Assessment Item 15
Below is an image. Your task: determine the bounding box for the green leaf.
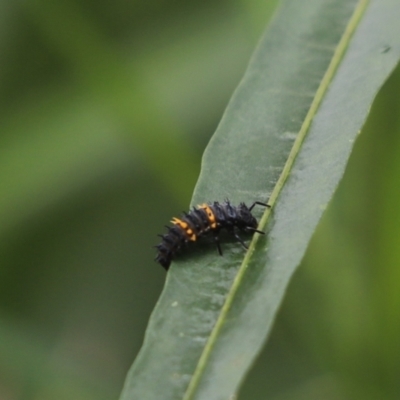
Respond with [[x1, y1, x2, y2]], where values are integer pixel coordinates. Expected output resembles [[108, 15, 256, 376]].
[[121, 0, 400, 399]]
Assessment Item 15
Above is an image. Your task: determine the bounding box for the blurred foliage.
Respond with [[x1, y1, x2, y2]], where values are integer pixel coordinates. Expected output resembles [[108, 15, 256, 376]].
[[0, 0, 399, 399]]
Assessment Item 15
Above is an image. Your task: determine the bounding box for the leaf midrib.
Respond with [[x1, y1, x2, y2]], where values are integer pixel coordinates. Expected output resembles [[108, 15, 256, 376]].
[[182, 0, 369, 398]]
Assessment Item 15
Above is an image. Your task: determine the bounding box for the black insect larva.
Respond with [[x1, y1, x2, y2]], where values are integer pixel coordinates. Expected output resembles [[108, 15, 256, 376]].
[[155, 200, 270, 270]]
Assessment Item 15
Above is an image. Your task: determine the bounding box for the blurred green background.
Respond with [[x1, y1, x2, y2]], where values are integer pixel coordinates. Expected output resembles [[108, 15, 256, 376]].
[[0, 1, 399, 399]]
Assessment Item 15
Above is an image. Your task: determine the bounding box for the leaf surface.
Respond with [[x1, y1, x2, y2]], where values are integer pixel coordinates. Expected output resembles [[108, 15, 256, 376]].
[[121, 1, 400, 399]]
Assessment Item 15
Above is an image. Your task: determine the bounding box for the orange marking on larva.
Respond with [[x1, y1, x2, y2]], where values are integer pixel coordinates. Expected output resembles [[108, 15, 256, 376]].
[[172, 217, 196, 240], [171, 217, 187, 229], [185, 227, 197, 241], [199, 204, 217, 229]]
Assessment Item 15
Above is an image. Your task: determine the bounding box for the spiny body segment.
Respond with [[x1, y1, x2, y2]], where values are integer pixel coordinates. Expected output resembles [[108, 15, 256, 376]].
[[155, 200, 269, 270]]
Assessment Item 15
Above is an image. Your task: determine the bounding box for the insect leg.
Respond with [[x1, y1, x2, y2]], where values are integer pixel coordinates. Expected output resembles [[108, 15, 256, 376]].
[[246, 227, 265, 235], [233, 230, 248, 250], [213, 232, 223, 256], [248, 201, 270, 211]]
